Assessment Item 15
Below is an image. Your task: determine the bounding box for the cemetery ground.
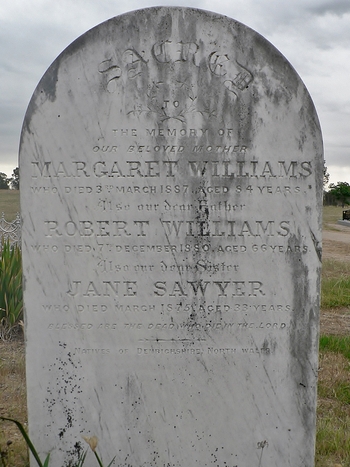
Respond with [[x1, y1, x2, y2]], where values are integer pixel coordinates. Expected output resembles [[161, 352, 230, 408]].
[[0, 192, 349, 466], [0, 190, 21, 222]]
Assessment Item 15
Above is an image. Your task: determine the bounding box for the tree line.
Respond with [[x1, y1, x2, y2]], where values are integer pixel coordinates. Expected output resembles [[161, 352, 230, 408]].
[[325, 181, 350, 207], [0, 168, 19, 190], [323, 162, 350, 206]]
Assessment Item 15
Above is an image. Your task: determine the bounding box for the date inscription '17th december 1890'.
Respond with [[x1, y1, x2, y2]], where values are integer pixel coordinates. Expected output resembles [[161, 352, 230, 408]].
[[20, 7, 323, 467]]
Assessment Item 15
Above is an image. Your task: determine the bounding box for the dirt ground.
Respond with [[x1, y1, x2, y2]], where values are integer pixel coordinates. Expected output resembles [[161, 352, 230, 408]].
[[321, 222, 350, 335], [323, 223, 350, 262]]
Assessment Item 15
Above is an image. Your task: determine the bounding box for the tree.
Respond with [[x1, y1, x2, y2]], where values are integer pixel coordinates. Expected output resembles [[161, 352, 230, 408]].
[[323, 162, 330, 187], [0, 172, 9, 189], [10, 167, 19, 190], [328, 182, 350, 207]]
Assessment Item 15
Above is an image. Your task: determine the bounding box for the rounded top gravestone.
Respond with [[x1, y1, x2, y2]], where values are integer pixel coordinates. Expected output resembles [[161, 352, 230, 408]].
[[20, 7, 323, 467]]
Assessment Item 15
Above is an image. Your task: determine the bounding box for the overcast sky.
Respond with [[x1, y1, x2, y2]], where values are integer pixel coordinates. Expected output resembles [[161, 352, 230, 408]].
[[1, 0, 349, 186]]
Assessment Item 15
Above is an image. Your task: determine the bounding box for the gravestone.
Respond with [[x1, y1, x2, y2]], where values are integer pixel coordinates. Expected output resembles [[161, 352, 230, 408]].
[[20, 7, 323, 467]]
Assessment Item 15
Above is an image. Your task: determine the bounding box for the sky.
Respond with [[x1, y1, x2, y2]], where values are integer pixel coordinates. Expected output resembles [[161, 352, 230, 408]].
[[1, 0, 349, 187]]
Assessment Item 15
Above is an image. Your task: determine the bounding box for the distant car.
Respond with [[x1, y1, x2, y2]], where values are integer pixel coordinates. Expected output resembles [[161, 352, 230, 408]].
[[343, 210, 350, 220]]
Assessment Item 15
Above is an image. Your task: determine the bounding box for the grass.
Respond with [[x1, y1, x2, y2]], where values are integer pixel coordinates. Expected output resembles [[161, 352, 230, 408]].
[[0, 340, 27, 466], [0, 190, 20, 222], [320, 335, 350, 360], [316, 348, 350, 466], [323, 205, 344, 227], [322, 259, 350, 308], [317, 206, 350, 465]]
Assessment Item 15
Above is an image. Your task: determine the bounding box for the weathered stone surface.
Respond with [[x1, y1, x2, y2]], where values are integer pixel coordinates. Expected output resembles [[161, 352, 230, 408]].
[[20, 7, 323, 467]]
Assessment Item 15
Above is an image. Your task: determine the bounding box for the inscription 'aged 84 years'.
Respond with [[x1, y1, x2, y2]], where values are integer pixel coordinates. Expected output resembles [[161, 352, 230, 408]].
[[20, 7, 323, 467]]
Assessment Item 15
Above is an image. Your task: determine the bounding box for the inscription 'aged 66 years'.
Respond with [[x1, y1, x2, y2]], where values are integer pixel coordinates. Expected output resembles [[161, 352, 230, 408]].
[[20, 7, 323, 467]]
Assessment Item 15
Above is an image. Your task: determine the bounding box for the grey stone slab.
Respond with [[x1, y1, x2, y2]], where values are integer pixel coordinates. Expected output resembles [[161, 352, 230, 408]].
[[20, 7, 323, 467], [337, 220, 350, 227]]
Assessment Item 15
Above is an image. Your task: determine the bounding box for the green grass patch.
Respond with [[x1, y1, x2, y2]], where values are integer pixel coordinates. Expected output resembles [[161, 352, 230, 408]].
[[0, 189, 20, 220], [334, 382, 350, 405], [321, 276, 350, 308], [319, 335, 350, 360], [318, 379, 350, 404], [316, 415, 350, 466], [321, 259, 350, 308]]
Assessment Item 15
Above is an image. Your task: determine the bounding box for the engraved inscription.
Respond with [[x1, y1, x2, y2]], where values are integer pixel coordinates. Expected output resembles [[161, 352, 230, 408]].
[[152, 40, 199, 63], [122, 49, 148, 79], [98, 58, 122, 93], [30, 159, 313, 179], [20, 9, 322, 467], [209, 53, 253, 96]]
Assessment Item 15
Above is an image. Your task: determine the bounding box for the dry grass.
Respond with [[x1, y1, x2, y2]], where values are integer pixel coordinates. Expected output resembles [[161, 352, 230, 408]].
[[322, 259, 350, 308], [317, 207, 350, 466], [0, 191, 20, 222], [316, 351, 350, 467], [323, 205, 344, 227], [0, 338, 28, 466]]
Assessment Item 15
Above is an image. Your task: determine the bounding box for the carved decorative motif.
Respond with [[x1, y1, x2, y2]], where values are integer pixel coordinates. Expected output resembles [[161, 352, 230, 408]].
[[98, 41, 253, 121], [0, 212, 21, 250]]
